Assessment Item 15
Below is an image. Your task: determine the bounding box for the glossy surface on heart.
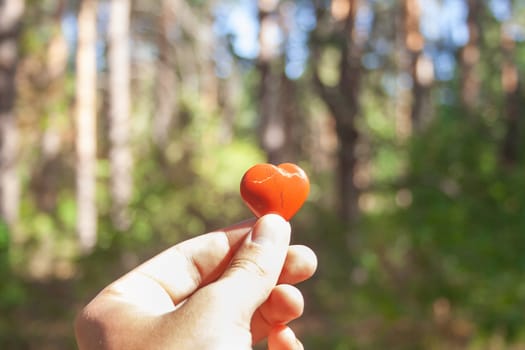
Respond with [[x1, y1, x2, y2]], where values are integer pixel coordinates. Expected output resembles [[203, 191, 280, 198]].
[[240, 163, 310, 220]]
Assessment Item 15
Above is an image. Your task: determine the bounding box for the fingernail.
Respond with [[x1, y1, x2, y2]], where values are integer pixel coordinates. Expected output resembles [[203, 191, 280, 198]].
[[251, 214, 290, 246]]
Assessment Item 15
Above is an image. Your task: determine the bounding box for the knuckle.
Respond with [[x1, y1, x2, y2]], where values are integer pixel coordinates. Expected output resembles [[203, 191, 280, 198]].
[[229, 256, 268, 278]]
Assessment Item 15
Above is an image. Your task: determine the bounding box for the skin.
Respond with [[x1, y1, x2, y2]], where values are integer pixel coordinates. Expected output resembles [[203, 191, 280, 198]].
[[75, 214, 318, 350]]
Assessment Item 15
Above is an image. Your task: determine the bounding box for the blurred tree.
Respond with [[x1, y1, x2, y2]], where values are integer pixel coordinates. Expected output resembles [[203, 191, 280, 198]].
[[257, 0, 287, 164], [394, 1, 412, 141], [312, 0, 365, 223], [76, 0, 98, 253], [108, 0, 132, 230], [403, 0, 433, 132], [499, 23, 521, 167], [175, 1, 216, 103], [2, 0, 525, 348], [27, 0, 69, 214], [460, 0, 481, 111], [276, 71, 300, 161], [153, 0, 178, 148], [0, 0, 24, 226]]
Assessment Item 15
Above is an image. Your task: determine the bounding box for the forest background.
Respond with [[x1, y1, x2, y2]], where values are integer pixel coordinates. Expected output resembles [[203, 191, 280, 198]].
[[1, 0, 525, 348]]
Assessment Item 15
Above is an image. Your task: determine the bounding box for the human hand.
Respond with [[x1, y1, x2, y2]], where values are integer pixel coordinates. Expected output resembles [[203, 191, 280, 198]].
[[75, 214, 317, 350]]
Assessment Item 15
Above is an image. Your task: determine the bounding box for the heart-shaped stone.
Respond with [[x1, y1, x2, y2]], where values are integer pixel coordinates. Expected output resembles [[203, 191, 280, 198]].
[[240, 163, 310, 221]]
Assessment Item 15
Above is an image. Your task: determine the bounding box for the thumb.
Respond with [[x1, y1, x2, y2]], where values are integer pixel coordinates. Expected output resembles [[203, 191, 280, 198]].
[[209, 214, 291, 323]]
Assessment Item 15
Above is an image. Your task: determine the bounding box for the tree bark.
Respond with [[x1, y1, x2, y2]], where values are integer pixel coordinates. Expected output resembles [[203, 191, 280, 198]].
[[395, 1, 412, 141], [460, 0, 481, 111], [152, 0, 178, 148], [403, 0, 433, 132], [0, 0, 24, 226], [217, 77, 233, 143], [277, 71, 299, 161], [500, 28, 521, 167], [313, 0, 363, 223], [257, 0, 287, 164], [75, 0, 98, 253], [108, 0, 132, 230]]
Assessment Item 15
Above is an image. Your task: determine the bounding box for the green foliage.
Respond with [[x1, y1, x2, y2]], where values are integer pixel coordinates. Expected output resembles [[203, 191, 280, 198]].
[[4, 0, 525, 348], [0, 221, 27, 346], [399, 112, 525, 338], [297, 95, 525, 348], [0, 223, 24, 309]]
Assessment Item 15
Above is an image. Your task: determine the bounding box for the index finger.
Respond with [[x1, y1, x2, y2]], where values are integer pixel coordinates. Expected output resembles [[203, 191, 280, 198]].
[[108, 218, 256, 306]]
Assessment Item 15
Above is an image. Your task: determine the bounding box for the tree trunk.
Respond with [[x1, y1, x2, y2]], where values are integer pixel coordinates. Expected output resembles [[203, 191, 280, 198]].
[[460, 0, 481, 111], [411, 54, 434, 129], [395, 1, 412, 141], [313, 0, 363, 223], [0, 0, 24, 226], [500, 28, 521, 167], [277, 71, 299, 161], [257, 0, 286, 164], [108, 0, 132, 231], [31, 0, 68, 213], [76, 0, 98, 253], [403, 0, 433, 132], [217, 74, 237, 144], [152, 0, 178, 148]]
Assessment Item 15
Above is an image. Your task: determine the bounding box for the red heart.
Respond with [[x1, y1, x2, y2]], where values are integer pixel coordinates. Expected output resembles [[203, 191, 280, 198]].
[[240, 163, 310, 221]]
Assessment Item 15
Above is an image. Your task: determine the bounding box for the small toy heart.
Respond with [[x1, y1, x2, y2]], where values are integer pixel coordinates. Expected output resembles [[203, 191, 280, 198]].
[[240, 163, 310, 221]]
